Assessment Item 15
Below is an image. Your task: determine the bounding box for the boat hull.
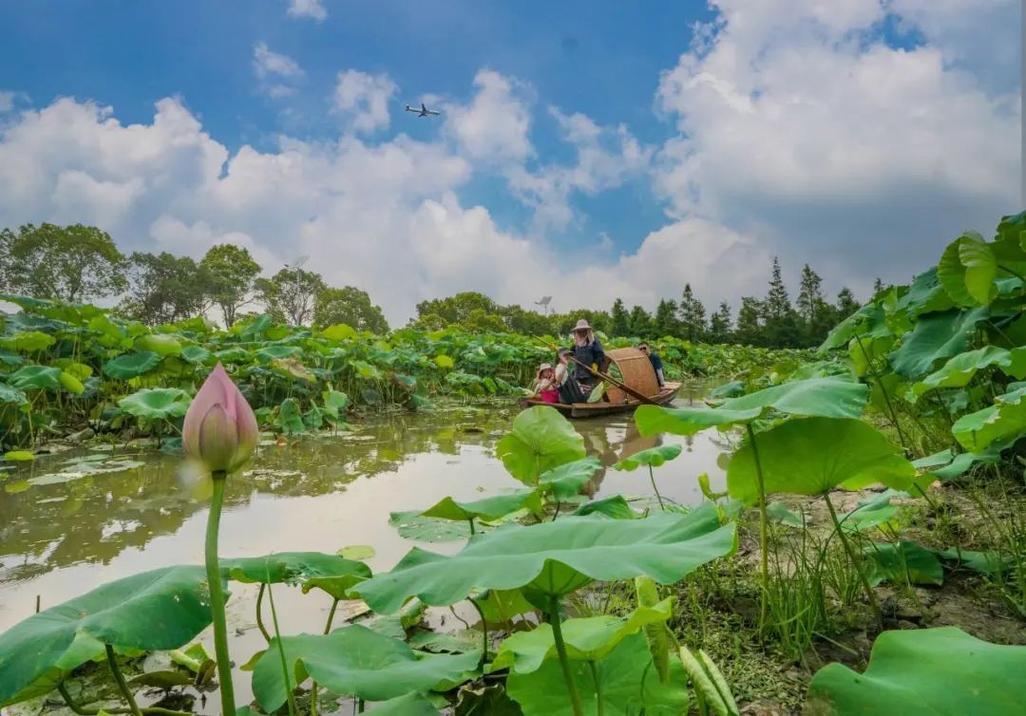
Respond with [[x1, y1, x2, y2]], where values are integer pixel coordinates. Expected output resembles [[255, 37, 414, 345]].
[[520, 381, 681, 419]]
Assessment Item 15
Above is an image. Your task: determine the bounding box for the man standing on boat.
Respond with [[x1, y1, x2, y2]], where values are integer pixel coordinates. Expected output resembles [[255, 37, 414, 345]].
[[570, 319, 605, 392]]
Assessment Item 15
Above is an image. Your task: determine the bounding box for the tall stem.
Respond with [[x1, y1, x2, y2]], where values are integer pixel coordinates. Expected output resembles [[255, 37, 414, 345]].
[[311, 598, 341, 716], [205, 471, 235, 715], [648, 465, 665, 510], [854, 335, 909, 449], [266, 581, 297, 716], [824, 493, 882, 625], [588, 661, 604, 716], [548, 598, 584, 716], [746, 424, 770, 631], [105, 644, 142, 716], [255, 584, 271, 642]]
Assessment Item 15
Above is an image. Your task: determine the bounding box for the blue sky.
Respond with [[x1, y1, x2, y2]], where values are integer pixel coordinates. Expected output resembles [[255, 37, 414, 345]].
[[0, 0, 1019, 322]]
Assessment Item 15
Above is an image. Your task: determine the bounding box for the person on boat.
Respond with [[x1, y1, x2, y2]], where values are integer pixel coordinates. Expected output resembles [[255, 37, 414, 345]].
[[531, 363, 560, 404], [555, 348, 587, 404], [638, 343, 665, 387], [569, 319, 605, 391]]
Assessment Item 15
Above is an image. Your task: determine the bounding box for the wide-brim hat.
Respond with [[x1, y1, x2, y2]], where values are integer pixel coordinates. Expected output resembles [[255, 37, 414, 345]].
[[537, 362, 554, 377], [572, 319, 591, 332]]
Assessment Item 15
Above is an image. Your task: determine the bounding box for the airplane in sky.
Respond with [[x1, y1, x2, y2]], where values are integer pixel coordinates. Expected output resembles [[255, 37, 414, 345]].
[[404, 102, 441, 117]]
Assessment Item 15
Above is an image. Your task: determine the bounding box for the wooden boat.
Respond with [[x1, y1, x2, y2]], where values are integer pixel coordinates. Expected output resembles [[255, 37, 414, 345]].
[[521, 347, 681, 418]]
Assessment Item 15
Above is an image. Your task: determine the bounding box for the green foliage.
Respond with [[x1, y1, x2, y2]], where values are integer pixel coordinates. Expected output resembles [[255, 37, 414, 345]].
[[200, 244, 262, 327], [314, 285, 389, 333], [222, 551, 372, 599], [496, 406, 586, 485], [117, 388, 190, 421], [613, 444, 682, 471], [255, 266, 326, 326]]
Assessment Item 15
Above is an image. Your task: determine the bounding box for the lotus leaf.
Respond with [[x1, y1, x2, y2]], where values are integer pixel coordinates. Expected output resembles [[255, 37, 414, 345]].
[[951, 386, 1026, 451], [863, 541, 943, 586], [320, 323, 357, 341], [572, 495, 638, 519], [490, 598, 673, 673], [908, 346, 1026, 400], [257, 345, 302, 361], [889, 308, 989, 378], [249, 625, 480, 712], [135, 334, 183, 357], [497, 406, 587, 484], [118, 388, 190, 420], [537, 457, 602, 500], [321, 390, 349, 421], [0, 385, 28, 405], [8, 365, 61, 391], [222, 552, 371, 599], [0, 566, 217, 706], [0, 331, 55, 353], [278, 397, 306, 435], [388, 511, 478, 542], [807, 627, 1026, 715], [419, 489, 542, 523], [356, 506, 736, 613], [103, 351, 162, 379], [180, 345, 211, 364], [727, 418, 915, 503], [936, 548, 1009, 575], [613, 444, 682, 471], [937, 232, 998, 306], [506, 633, 688, 716], [636, 378, 868, 437], [435, 355, 455, 369]]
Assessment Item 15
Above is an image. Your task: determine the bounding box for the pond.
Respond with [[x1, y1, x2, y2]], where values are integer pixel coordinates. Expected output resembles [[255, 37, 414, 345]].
[[0, 393, 730, 709]]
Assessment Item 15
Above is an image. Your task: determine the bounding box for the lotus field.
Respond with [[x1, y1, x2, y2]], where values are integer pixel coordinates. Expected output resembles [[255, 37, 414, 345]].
[[4, 215, 1026, 714]]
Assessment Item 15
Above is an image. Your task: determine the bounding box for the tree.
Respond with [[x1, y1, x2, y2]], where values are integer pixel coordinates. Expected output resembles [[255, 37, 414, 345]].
[[735, 297, 762, 346], [313, 286, 389, 333], [628, 305, 652, 337], [501, 305, 553, 335], [415, 292, 498, 325], [836, 287, 860, 319], [554, 310, 611, 336], [463, 308, 508, 333], [653, 299, 680, 337], [610, 298, 630, 337], [0, 223, 127, 302], [708, 302, 733, 343], [873, 277, 885, 295], [761, 257, 801, 347], [678, 284, 706, 342], [200, 244, 262, 327], [256, 266, 325, 326], [796, 264, 835, 346], [119, 252, 211, 325]]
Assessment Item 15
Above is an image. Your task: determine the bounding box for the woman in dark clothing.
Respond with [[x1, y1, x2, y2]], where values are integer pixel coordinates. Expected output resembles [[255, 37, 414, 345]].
[[570, 319, 605, 391], [556, 348, 587, 404]]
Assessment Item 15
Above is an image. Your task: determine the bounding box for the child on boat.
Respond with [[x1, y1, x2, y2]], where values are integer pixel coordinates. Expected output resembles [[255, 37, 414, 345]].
[[532, 363, 560, 404]]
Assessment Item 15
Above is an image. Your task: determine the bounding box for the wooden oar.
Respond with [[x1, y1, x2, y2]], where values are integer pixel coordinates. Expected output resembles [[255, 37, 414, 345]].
[[563, 353, 658, 406]]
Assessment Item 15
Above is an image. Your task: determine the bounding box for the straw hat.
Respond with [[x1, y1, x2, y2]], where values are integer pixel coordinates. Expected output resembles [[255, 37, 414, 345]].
[[537, 362, 554, 375], [572, 319, 591, 332]]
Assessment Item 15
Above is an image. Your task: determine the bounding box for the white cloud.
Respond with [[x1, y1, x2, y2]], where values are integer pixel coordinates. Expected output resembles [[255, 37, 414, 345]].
[[286, 0, 326, 21], [653, 0, 1020, 297], [444, 69, 533, 163], [253, 43, 304, 80], [332, 70, 397, 134], [0, 92, 14, 113]]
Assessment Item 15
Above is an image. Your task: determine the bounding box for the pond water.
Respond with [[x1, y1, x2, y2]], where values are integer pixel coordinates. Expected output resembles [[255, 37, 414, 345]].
[[0, 392, 731, 709]]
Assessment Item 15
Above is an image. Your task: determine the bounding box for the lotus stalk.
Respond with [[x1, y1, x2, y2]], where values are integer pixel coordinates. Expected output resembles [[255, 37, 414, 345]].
[[548, 597, 585, 716], [745, 424, 770, 632], [183, 363, 259, 716]]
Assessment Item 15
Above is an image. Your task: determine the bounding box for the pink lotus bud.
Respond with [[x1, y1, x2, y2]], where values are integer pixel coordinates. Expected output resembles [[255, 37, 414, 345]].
[[183, 363, 259, 474]]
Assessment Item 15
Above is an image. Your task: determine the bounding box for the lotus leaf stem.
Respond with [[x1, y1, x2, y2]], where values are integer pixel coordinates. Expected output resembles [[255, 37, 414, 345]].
[[57, 682, 192, 716], [205, 470, 236, 715], [824, 493, 882, 625], [310, 597, 341, 716], [548, 597, 584, 716], [255, 583, 271, 642], [648, 465, 665, 510], [745, 424, 770, 632], [468, 597, 489, 669], [588, 661, 604, 716], [265, 579, 298, 716], [105, 644, 142, 716]]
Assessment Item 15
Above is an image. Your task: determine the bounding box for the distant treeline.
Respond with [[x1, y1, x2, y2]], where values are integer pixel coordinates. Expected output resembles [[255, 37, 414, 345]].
[[0, 223, 867, 348]]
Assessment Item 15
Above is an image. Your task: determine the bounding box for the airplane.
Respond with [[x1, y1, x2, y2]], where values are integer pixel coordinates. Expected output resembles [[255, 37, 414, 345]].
[[404, 102, 440, 117]]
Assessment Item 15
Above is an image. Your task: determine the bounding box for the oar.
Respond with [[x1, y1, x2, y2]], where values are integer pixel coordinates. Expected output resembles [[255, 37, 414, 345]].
[[563, 353, 658, 406]]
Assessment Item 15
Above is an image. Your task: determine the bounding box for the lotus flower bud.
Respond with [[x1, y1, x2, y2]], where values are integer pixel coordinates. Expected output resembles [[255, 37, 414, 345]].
[[183, 363, 258, 474]]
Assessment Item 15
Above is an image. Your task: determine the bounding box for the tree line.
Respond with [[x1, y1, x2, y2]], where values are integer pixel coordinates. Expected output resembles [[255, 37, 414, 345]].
[[0, 223, 864, 347], [0, 223, 388, 332]]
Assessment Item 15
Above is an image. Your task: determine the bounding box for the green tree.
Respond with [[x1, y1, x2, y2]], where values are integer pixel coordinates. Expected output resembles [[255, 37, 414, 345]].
[[761, 257, 801, 347], [796, 264, 835, 346], [873, 277, 885, 295], [554, 310, 611, 336], [610, 298, 630, 337], [835, 287, 860, 319], [735, 296, 762, 346], [708, 302, 732, 343], [628, 305, 652, 337], [653, 299, 680, 337], [501, 305, 553, 335], [119, 252, 212, 325], [255, 266, 325, 326], [313, 286, 389, 333], [678, 284, 706, 341], [463, 308, 508, 332], [200, 244, 262, 327], [415, 292, 498, 325], [0, 223, 127, 302]]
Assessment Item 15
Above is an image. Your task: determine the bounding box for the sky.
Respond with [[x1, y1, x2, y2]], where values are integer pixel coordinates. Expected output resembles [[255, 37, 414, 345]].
[[0, 0, 1020, 324]]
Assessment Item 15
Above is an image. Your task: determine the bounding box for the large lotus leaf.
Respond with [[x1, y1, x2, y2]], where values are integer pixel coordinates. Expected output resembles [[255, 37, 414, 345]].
[[863, 541, 943, 587], [180, 345, 211, 364], [497, 406, 586, 485], [908, 345, 1026, 400], [572, 495, 638, 519], [222, 552, 371, 600], [366, 693, 439, 715], [636, 378, 868, 437], [506, 633, 688, 716], [356, 506, 736, 613], [819, 302, 888, 352], [250, 625, 480, 712], [537, 457, 602, 500], [0, 331, 56, 353], [321, 323, 357, 341], [807, 627, 1026, 715], [0, 566, 216, 706], [951, 386, 1026, 451], [937, 232, 998, 306], [840, 493, 899, 533], [321, 389, 349, 420], [727, 418, 915, 503], [388, 511, 478, 543], [214, 347, 250, 365], [103, 351, 162, 379], [490, 598, 673, 674], [0, 384, 28, 406], [8, 365, 61, 391], [134, 334, 183, 357], [420, 489, 542, 523], [894, 268, 954, 318], [613, 444, 682, 471], [118, 388, 190, 420], [889, 308, 988, 379]]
